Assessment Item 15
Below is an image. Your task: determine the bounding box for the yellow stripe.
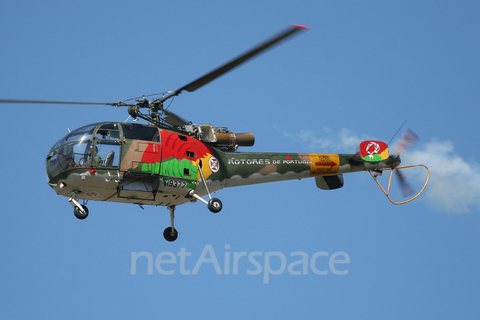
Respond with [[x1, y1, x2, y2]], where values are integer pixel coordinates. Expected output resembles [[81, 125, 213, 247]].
[[308, 153, 340, 177]]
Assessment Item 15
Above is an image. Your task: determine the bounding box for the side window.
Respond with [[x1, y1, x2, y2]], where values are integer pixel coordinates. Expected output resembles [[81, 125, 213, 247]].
[[95, 142, 121, 167], [121, 124, 160, 142]]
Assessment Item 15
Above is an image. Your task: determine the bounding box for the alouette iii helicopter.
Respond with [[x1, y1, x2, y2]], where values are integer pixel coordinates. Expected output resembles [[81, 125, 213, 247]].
[[1, 24, 429, 241]]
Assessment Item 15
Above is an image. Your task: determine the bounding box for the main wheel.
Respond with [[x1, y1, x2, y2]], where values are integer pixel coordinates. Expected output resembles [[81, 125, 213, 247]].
[[163, 227, 178, 242], [208, 198, 222, 213], [74, 205, 89, 220]]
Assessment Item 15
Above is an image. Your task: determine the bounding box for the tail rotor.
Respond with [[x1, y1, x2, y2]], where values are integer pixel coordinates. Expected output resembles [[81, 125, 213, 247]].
[[393, 129, 419, 198], [367, 129, 430, 205], [395, 168, 415, 198]]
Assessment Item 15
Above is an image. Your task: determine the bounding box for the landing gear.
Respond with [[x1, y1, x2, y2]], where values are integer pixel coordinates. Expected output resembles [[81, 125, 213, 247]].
[[187, 190, 223, 213], [163, 227, 178, 242], [208, 198, 222, 213], [69, 192, 89, 220], [162, 194, 223, 241], [193, 161, 223, 213], [163, 205, 178, 242], [74, 205, 89, 219]]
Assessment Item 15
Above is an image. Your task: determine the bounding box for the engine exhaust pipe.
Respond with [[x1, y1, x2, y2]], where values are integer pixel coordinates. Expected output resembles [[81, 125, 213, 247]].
[[215, 131, 255, 147]]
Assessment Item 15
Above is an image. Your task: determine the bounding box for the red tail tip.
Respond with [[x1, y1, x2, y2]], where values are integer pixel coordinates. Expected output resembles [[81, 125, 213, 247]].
[[292, 24, 310, 30]]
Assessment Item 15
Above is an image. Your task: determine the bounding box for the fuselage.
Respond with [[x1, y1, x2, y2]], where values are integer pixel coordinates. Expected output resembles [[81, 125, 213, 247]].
[[46, 122, 399, 207]]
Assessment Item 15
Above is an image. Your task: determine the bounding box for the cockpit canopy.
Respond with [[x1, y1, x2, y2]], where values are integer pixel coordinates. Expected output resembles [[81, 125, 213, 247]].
[[46, 122, 159, 178]]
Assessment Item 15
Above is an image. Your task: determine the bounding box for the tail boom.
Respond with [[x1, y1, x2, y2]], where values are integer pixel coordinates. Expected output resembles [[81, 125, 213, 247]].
[[222, 151, 397, 188]]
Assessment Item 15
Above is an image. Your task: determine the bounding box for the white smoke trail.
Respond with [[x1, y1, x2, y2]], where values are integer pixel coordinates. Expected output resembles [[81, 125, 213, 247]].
[[404, 140, 480, 213]]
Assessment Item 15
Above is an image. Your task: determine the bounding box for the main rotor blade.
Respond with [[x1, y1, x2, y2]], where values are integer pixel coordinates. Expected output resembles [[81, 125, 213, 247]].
[[0, 99, 131, 107], [163, 109, 188, 126], [175, 24, 309, 94]]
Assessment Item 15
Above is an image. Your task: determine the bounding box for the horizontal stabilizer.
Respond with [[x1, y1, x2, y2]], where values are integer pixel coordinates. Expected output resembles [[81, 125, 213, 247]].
[[315, 174, 344, 190]]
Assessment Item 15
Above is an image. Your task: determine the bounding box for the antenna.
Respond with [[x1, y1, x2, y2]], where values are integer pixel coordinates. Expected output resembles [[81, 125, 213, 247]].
[[388, 120, 407, 146]]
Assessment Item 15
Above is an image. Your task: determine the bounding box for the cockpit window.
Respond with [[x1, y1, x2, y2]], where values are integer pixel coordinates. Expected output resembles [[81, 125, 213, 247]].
[[50, 140, 91, 173], [47, 122, 162, 179], [96, 123, 120, 141], [63, 123, 99, 144], [46, 123, 124, 178], [50, 137, 64, 152], [49, 123, 100, 152], [121, 124, 160, 142]]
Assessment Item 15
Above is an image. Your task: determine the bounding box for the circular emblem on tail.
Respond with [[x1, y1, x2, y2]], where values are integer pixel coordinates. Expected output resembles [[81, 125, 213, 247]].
[[365, 142, 380, 159], [360, 141, 389, 162]]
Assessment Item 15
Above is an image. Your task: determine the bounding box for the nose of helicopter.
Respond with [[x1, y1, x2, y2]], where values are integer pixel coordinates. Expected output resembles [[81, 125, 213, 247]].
[[45, 149, 56, 182], [45, 161, 50, 182]]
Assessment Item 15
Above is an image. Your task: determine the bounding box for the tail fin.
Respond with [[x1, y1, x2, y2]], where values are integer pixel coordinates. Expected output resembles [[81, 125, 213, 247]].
[[358, 141, 389, 162]]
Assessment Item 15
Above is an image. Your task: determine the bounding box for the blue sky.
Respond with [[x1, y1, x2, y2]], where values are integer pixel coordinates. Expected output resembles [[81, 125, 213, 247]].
[[1, 1, 479, 319]]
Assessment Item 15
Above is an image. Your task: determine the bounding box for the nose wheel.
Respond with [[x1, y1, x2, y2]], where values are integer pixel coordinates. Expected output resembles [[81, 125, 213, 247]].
[[74, 205, 89, 219], [69, 192, 89, 219]]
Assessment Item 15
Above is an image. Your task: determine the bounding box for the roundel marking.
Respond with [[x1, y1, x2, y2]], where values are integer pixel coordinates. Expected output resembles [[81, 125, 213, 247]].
[[209, 157, 220, 173]]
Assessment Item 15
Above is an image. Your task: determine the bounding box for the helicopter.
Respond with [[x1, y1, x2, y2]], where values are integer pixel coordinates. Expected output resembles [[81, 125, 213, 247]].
[[0, 24, 429, 242]]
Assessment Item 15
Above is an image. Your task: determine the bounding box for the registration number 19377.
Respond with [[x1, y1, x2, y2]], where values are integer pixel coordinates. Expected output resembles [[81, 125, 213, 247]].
[[164, 179, 187, 189]]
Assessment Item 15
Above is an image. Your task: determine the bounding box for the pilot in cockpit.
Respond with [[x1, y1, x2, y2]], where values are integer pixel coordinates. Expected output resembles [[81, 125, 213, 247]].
[[85, 145, 103, 166]]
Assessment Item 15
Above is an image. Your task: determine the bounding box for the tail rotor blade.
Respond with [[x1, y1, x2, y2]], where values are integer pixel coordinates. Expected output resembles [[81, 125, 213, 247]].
[[395, 169, 414, 198], [395, 129, 419, 154]]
